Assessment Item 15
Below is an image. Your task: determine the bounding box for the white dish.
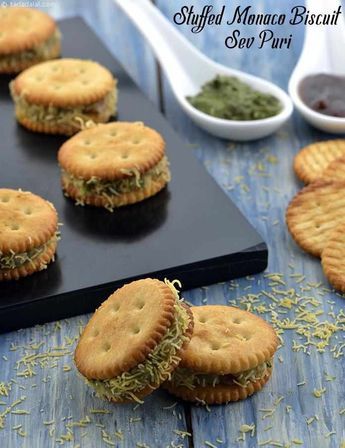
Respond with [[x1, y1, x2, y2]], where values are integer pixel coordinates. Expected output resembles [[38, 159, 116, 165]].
[[289, 0, 345, 134], [114, 0, 293, 141]]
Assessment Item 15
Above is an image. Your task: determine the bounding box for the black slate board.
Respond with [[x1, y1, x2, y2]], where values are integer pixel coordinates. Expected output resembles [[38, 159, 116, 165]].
[[0, 18, 267, 333]]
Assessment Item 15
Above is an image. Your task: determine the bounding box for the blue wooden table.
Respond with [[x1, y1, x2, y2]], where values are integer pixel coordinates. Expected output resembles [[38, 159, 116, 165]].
[[1, 1, 344, 447]]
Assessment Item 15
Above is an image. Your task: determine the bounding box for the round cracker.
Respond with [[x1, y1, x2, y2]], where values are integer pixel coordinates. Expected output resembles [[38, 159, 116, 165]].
[[12, 58, 115, 107], [0, 7, 57, 55], [15, 115, 79, 136], [58, 122, 165, 180], [75, 278, 185, 380], [321, 221, 345, 293], [321, 155, 345, 181], [0, 238, 57, 281], [108, 304, 194, 403], [294, 139, 345, 184], [0, 189, 58, 254], [15, 108, 114, 136], [177, 306, 278, 375], [286, 180, 345, 257], [164, 371, 272, 404]]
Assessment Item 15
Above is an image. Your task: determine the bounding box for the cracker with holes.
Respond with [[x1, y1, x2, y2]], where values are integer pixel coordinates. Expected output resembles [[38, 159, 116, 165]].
[[0, 189, 59, 281], [74, 278, 194, 403], [286, 180, 345, 257], [10, 58, 117, 135], [321, 155, 345, 181], [321, 221, 345, 293], [58, 121, 171, 211], [0, 7, 60, 74], [164, 305, 278, 404], [294, 139, 345, 184]]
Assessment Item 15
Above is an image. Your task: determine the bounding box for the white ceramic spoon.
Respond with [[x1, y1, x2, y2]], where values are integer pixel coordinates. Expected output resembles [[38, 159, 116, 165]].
[[113, 0, 293, 141], [289, 0, 345, 133]]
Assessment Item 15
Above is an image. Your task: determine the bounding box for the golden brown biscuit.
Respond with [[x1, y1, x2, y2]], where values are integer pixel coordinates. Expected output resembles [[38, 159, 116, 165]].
[[0, 188, 59, 281], [58, 122, 171, 211], [74, 278, 193, 403], [10, 58, 117, 135], [321, 155, 345, 181], [0, 239, 57, 282], [321, 221, 345, 292], [0, 7, 60, 74], [286, 180, 345, 257], [164, 306, 278, 404], [294, 140, 345, 184], [164, 372, 271, 405]]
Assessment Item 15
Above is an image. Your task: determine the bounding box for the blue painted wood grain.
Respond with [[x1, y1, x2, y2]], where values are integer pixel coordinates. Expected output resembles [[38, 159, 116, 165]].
[[1, 0, 344, 447]]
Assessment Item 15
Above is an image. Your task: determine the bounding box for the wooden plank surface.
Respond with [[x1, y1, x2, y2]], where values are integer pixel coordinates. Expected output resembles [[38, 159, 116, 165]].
[[1, 0, 345, 447]]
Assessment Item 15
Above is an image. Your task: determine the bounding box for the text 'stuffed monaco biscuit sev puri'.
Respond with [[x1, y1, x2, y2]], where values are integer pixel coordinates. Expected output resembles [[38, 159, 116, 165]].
[[0, 189, 59, 281], [74, 279, 194, 403], [321, 221, 345, 293], [286, 180, 345, 257], [293, 139, 345, 184], [164, 305, 278, 404], [58, 121, 171, 211], [0, 7, 61, 74], [10, 58, 117, 135]]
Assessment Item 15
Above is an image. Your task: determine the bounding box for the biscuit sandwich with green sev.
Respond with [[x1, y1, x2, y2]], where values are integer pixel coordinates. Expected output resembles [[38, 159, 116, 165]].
[[0, 188, 59, 281], [0, 7, 61, 74], [58, 121, 171, 211], [10, 58, 117, 135], [74, 278, 194, 403], [164, 305, 278, 404]]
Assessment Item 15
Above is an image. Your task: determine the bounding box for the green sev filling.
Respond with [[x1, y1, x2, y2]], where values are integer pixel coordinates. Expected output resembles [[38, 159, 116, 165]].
[[10, 84, 116, 128], [88, 281, 190, 403], [0, 30, 60, 65], [62, 156, 170, 204], [0, 233, 59, 270], [62, 156, 170, 211], [170, 360, 273, 390]]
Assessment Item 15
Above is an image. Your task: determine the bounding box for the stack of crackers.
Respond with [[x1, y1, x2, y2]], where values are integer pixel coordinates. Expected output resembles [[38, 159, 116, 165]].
[[287, 139, 345, 292]]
